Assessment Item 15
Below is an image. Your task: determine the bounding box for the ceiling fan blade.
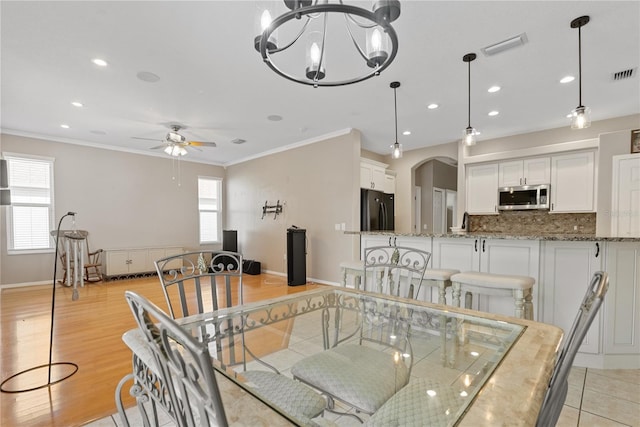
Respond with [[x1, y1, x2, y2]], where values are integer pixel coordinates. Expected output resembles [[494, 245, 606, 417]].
[[187, 141, 217, 147], [132, 136, 162, 142], [150, 145, 167, 150]]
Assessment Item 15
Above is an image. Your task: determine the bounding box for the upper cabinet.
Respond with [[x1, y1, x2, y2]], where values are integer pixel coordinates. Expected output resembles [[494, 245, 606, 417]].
[[360, 158, 388, 191], [550, 151, 595, 213], [499, 157, 550, 187], [384, 171, 396, 194], [466, 163, 499, 214]]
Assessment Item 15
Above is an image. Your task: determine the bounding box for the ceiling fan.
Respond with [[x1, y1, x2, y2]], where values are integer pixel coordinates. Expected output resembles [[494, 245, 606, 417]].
[[133, 125, 217, 157]]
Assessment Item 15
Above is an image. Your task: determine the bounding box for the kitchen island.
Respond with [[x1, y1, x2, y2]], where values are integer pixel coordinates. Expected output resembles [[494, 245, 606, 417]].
[[347, 231, 640, 369]]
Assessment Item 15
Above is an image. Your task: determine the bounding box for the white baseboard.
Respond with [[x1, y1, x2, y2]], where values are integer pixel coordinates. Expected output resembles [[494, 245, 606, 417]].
[[261, 270, 339, 287], [1, 280, 52, 289]]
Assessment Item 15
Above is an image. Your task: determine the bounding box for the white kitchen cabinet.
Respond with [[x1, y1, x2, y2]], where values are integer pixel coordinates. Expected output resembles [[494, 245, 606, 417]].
[[431, 237, 540, 318], [604, 242, 640, 358], [499, 157, 550, 187], [106, 246, 183, 277], [611, 154, 640, 237], [360, 159, 387, 190], [550, 151, 595, 212], [466, 163, 499, 214], [540, 240, 604, 355]]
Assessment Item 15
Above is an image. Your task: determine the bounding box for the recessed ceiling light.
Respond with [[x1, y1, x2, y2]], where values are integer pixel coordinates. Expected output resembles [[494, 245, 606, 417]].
[[427, 103, 439, 109], [488, 111, 499, 116], [137, 71, 160, 83], [60, 124, 70, 129], [560, 75, 575, 83], [71, 101, 83, 107], [92, 58, 108, 67], [488, 86, 501, 93], [267, 115, 283, 121], [402, 130, 411, 135]]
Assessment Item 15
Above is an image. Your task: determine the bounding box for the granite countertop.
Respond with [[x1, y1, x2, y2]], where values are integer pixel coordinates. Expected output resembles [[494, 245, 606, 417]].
[[346, 230, 640, 242]]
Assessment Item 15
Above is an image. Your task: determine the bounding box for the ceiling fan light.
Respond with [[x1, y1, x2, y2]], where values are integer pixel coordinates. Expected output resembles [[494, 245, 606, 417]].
[[164, 145, 187, 157], [167, 131, 185, 143], [570, 105, 591, 129]]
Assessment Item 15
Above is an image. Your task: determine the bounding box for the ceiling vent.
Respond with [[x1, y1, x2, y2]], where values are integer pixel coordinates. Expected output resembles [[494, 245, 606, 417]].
[[612, 68, 636, 81], [481, 33, 528, 56], [231, 138, 246, 144]]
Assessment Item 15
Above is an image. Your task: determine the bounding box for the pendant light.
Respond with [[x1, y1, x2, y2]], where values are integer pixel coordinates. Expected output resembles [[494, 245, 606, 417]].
[[569, 15, 591, 129], [390, 81, 402, 159], [462, 53, 478, 146]]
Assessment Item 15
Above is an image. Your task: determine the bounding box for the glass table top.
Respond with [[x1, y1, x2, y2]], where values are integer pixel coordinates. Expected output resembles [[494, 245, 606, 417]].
[[177, 288, 525, 426]]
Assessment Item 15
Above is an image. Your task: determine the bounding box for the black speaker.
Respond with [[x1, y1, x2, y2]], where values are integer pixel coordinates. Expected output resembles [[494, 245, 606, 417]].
[[219, 230, 238, 270], [287, 227, 306, 286], [242, 260, 261, 275]]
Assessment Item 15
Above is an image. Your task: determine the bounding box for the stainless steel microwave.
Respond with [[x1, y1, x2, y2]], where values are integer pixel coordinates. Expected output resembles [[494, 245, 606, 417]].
[[498, 184, 550, 210]]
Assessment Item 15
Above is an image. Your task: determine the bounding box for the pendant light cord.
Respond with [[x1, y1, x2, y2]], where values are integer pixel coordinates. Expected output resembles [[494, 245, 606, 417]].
[[394, 86, 398, 143], [578, 25, 582, 107], [467, 60, 471, 128]]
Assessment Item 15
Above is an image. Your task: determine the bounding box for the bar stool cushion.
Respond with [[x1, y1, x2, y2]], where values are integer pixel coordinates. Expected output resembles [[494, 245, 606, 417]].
[[339, 260, 364, 270], [423, 269, 460, 281], [451, 272, 534, 290]]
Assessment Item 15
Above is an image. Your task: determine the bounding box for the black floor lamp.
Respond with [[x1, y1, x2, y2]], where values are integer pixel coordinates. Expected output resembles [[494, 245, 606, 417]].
[[1, 212, 79, 393]]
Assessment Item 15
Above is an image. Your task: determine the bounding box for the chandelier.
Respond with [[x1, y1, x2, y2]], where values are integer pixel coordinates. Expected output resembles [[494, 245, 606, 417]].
[[254, 1, 401, 87]]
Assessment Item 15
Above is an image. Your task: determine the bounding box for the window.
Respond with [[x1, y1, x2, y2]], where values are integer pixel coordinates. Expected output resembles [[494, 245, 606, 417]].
[[4, 153, 55, 253], [198, 177, 221, 244]]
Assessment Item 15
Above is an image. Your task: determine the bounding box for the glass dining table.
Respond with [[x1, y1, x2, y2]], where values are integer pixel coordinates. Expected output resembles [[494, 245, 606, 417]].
[[169, 287, 563, 426]]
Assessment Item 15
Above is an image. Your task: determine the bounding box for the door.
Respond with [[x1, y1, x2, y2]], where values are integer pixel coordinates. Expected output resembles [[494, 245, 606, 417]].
[[432, 188, 445, 233], [611, 154, 640, 237]]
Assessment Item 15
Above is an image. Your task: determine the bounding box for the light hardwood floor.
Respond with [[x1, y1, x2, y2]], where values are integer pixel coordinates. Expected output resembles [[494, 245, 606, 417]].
[[0, 274, 321, 427]]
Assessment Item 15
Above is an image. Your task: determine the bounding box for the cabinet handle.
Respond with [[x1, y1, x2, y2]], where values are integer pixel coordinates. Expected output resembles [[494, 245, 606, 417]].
[[519, 178, 522, 185], [393, 237, 397, 246], [524, 177, 527, 185], [551, 203, 554, 211], [474, 239, 478, 252], [482, 240, 486, 252], [388, 237, 392, 246], [595, 242, 600, 258]]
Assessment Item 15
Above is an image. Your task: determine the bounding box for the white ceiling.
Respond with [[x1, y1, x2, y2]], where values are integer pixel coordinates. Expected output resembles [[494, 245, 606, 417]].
[[1, 1, 638, 166]]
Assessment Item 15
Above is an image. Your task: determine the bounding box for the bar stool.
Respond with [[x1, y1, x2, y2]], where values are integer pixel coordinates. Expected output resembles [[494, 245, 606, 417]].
[[450, 271, 535, 319], [340, 260, 364, 289]]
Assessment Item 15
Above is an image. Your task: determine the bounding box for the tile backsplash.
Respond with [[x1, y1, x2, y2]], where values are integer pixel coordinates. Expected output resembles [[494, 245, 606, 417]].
[[469, 211, 596, 234]]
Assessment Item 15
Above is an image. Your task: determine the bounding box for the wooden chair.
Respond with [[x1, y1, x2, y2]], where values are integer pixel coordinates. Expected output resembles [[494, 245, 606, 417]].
[[535, 271, 609, 427], [51, 229, 103, 284]]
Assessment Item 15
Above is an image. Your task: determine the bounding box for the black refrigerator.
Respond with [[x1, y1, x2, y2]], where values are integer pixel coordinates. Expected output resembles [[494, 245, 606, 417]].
[[361, 189, 394, 231]]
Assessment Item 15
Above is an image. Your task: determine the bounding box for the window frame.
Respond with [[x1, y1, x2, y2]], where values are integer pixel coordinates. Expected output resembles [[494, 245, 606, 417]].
[[198, 176, 222, 245], [4, 152, 56, 255]]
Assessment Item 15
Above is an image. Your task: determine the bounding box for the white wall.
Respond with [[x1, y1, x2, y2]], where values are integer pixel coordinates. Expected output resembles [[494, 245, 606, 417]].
[[225, 130, 361, 284], [0, 134, 224, 285]]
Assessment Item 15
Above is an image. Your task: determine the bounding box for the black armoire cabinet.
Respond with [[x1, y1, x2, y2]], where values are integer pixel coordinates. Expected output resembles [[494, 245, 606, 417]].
[[287, 227, 306, 286]]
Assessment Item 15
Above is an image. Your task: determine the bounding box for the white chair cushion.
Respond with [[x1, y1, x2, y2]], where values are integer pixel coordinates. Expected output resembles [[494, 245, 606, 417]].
[[291, 344, 410, 414], [122, 329, 161, 375], [451, 271, 535, 290], [340, 260, 364, 271], [423, 269, 460, 281], [242, 370, 326, 420], [365, 379, 465, 426]]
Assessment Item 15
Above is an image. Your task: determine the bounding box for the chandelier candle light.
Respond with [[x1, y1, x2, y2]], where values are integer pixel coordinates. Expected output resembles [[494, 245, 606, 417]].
[[462, 53, 478, 146], [390, 81, 402, 159], [569, 15, 591, 129], [255, 1, 401, 87]]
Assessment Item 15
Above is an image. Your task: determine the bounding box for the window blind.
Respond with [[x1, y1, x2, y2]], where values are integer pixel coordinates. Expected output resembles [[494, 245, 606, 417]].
[[198, 177, 221, 244]]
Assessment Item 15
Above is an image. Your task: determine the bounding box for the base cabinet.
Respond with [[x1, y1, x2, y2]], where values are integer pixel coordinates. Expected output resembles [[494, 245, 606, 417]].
[[604, 243, 640, 356], [541, 241, 604, 354], [106, 247, 183, 277]]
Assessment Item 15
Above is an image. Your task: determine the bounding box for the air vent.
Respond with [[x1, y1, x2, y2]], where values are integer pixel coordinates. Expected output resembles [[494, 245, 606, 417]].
[[481, 33, 528, 56], [231, 138, 246, 144], [612, 68, 636, 81]]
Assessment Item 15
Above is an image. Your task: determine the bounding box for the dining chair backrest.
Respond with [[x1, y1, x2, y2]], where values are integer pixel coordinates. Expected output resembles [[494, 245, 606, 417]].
[[155, 251, 243, 319], [363, 245, 431, 299], [535, 271, 609, 427], [124, 290, 229, 427]]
